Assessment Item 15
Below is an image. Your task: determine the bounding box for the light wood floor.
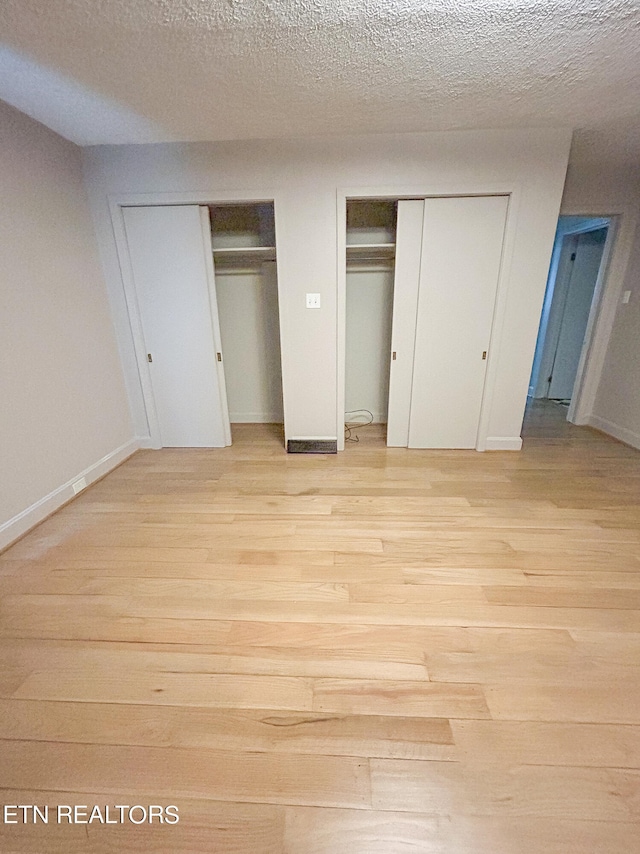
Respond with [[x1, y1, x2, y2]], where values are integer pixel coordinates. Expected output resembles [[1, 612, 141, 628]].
[[1, 400, 639, 852]]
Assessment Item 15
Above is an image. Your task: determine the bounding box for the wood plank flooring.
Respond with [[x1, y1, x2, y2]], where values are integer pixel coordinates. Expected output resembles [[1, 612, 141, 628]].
[[1, 400, 639, 852]]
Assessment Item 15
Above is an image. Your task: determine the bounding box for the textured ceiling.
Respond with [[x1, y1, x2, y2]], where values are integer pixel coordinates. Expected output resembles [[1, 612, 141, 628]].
[[0, 0, 639, 162]]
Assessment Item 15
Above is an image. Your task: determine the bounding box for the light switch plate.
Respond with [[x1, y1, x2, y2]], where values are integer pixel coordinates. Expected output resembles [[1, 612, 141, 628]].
[[622, 290, 631, 304], [306, 293, 321, 309]]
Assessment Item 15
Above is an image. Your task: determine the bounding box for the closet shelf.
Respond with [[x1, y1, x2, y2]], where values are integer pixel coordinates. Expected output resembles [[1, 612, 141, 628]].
[[213, 246, 276, 261], [346, 243, 395, 261]]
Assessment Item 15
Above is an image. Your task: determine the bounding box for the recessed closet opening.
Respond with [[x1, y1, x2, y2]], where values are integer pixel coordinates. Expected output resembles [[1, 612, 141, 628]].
[[120, 200, 284, 450], [340, 193, 511, 451], [209, 203, 284, 443], [344, 199, 397, 445]]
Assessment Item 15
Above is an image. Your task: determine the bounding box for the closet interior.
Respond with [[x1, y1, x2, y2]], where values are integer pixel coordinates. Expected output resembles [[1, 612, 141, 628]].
[[209, 203, 284, 432], [344, 199, 397, 441]]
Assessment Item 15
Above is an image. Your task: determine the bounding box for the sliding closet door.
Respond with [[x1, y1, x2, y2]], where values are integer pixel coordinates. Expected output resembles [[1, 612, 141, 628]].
[[408, 195, 508, 449], [122, 205, 227, 447], [387, 200, 424, 447]]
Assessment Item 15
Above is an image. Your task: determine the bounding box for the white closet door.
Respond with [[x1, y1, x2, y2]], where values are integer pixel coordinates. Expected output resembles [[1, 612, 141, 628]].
[[123, 205, 227, 447], [386, 200, 425, 447], [408, 195, 508, 449], [200, 207, 232, 446]]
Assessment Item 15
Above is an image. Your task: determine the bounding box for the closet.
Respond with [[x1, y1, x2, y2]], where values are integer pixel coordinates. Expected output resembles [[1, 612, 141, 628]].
[[344, 200, 397, 429], [121, 202, 283, 448], [345, 195, 509, 450], [210, 204, 284, 428]]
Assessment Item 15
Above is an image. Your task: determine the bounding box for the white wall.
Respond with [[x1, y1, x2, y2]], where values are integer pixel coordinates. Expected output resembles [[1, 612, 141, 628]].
[[345, 263, 394, 423], [560, 160, 640, 445], [215, 262, 284, 423], [83, 128, 572, 446], [0, 101, 134, 550]]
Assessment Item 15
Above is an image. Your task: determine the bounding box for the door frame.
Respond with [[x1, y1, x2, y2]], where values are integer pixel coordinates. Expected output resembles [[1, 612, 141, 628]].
[[534, 221, 611, 405], [566, 220, 615, 423], [336, 182, 521, 451], [109, 190, 284, 449], [553, 203, 638, 426]]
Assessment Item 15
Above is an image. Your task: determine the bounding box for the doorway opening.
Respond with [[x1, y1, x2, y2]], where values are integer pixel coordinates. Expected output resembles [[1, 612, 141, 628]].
[[529, 215, 614, 421], [344, 200, 397, 446], [209, 203, 284, 444]]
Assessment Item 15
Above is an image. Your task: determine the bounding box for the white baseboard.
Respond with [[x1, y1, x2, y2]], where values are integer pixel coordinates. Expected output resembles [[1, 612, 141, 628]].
[[290, 436, 338, 441], [587, 415, 640, 450], [484, 436, 523, 451], [229, 413, 283, 423], [345, 413, 386, 425], [0, 439, 140, 552]]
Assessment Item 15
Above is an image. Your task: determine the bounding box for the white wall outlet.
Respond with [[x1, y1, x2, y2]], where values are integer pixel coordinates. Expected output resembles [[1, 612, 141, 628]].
[[622, 290, 632, 304], [306, 293, 321, 309], [72, 477, 87, 495]]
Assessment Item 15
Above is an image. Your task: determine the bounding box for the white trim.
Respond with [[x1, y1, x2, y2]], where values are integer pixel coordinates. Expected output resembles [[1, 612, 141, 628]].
[[337, 183, 522, 453], [345, 413, 387, 425], [565, 222, 614, 421], [0, 440, 139, 552], [336, 191, 347, 451], [110, 190, 280, 207], [587, 415, 640, 451], [485, 436, 523, 451], [562, 217, 610, 236], [338, 182, 521, 200], [229, 413, 284, 423], [290, 436, 338, 441]]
